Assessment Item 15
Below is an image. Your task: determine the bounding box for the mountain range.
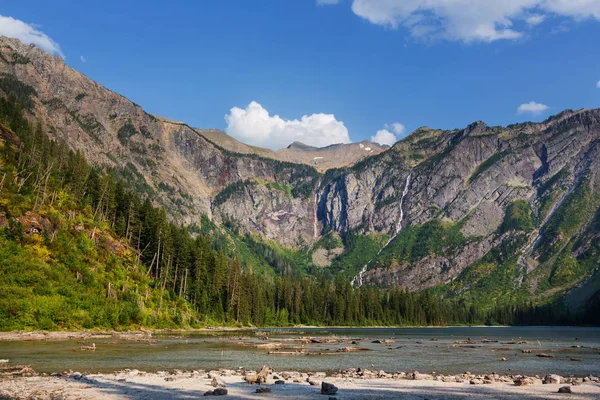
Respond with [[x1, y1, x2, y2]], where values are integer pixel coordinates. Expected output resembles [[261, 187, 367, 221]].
[[1, 36, 599, 315]]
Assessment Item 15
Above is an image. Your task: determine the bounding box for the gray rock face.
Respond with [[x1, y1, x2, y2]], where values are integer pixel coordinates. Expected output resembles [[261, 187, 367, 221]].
[[2, 37, 599, 298]]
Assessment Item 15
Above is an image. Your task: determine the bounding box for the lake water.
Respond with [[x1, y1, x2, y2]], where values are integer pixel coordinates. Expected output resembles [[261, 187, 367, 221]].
[[1, 327, 599, 377]]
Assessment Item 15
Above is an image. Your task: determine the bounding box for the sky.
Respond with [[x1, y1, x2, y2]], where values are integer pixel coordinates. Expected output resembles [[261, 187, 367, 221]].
[[1, 1, 600, 149]]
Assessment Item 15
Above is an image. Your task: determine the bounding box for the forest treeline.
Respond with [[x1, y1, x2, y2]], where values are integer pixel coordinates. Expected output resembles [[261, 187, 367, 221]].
[[0, 94, 598, 330]]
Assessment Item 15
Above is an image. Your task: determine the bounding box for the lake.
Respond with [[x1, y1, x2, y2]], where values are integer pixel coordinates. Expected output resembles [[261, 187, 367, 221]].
[[1, 327, 598, 377]]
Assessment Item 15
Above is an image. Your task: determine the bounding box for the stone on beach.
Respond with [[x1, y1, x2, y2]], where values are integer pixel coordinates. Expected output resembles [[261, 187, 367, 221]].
[[514, 377, 542, 386], [211, 376, 226, 387], [321, 382, 338, 395], [543, 374, 563, 384], [558, 386, 572, 393]]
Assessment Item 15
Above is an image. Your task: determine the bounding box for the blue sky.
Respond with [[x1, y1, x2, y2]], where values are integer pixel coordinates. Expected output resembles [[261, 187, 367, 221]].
[[1, 0, 600, 149]]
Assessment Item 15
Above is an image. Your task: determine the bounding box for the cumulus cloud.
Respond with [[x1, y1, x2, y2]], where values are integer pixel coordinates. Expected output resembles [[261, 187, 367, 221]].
[[517, 101, 549, 115], [333, 0, 600, 43], [0, 15, 63, 57], [224, 101, 351, 150], [371, 122, 405, 146], [389, 122, 405, 136], [371, 129, 397, 146]]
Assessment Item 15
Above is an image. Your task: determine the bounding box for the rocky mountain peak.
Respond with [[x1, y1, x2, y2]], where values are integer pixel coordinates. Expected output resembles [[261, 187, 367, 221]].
[[287, 141, 317, 151], [464, 120, 490, 136]]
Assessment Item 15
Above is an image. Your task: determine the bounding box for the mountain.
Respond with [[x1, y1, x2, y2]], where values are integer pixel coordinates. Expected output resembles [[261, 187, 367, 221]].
[[1, 36, 599, 315], [197, 128, 387, 172]]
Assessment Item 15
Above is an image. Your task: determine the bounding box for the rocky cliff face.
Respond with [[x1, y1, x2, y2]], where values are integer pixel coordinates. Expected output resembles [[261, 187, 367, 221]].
[[1, 36, 599, 304], [0, 36, 318, 245]]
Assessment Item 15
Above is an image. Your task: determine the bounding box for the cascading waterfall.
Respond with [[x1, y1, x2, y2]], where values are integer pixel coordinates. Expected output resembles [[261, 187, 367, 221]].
[[351, 173, 412, 288], [351, 264, 368, 287], [313, 181, 321, 239]]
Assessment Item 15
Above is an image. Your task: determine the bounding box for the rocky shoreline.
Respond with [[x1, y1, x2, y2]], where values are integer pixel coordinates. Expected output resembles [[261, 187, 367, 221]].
[[0, 328, 252, 342], [1, 364, 599, 399]]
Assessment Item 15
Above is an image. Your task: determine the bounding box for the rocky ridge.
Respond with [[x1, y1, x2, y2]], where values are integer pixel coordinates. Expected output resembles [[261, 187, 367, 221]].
[[1, 36, 599, 306]]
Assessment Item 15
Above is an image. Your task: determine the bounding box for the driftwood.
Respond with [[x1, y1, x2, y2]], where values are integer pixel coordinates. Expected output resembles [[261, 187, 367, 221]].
[[244, 366, 272, 384], [336, 346, 369, 352], [268, 350, 307, 356], [0, 365, 35, 376], [536, 353, 555, 358]]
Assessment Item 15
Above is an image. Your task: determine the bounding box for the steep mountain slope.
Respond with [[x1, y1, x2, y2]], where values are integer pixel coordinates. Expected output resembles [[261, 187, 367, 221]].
[[199, 128, 387, 172], [313, 111, 600, 310], [1, 36, 599, 313], [0, 36, 319, 246]]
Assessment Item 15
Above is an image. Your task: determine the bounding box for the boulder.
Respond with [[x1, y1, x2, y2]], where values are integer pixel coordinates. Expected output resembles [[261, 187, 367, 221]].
[[413, 372, 434, 380], [514, 377, 541, 386], [321, 382, 338, 395], [256, 387, 272, 393], [558, 386, 572, 394], [214, 388, 228, 396], [543, 374, 563, 384], [211, 376, 226, 387], [70, 372, 83, 380], [307, 378, 320, 386]]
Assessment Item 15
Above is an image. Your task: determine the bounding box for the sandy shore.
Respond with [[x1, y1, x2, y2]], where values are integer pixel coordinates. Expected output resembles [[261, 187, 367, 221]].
[[1, 368, 599, 400]]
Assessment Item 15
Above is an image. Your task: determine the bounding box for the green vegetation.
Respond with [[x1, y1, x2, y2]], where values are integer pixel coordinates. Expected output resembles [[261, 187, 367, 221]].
[[330, 231, 388, 277], [377, 219, 466, 267], [213, 180, 254, 208], [468, 150, 510, 185], [0, 52, 30, 65], [500, 200, 534, 233], [265, 181, 293, 196], [0, 73, 37, 111], [117, 122, 138, 145], [313, 231, 344, 251], [0, 95, 479, 329], [75, 93, 87, 102], [0, 88, 596, 329], [69, 111, 103, 143], [536, 168, 570, 222], [539, 177, 600, 261]]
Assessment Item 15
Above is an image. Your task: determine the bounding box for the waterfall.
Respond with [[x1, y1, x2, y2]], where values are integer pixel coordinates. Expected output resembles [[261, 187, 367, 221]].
[[351, 264, 368, 287], [351, 172, 412, 288], [313, 181, 321, 238], [380, 173, 412, 252], [395, 173, 412, 234]]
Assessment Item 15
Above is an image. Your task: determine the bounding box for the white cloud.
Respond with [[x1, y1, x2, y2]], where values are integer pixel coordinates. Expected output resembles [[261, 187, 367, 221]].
[[597, 80, 600, 88], [337, 0, 600, 43], [0, 15, 63, 57], [80, 55, 86, 63], [389, 122, 405, 136], [317, 0, 341, 5], [371, 129, 398, 146], [224, 101, 351, 150], [517, 101, 549, 115], [526, 14, 546, 26], [371, 122, 405, 146]]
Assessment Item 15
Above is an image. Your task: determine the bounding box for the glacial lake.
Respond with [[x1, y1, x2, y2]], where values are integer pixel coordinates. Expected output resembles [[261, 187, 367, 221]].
[[1, 327, 599, 377]]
